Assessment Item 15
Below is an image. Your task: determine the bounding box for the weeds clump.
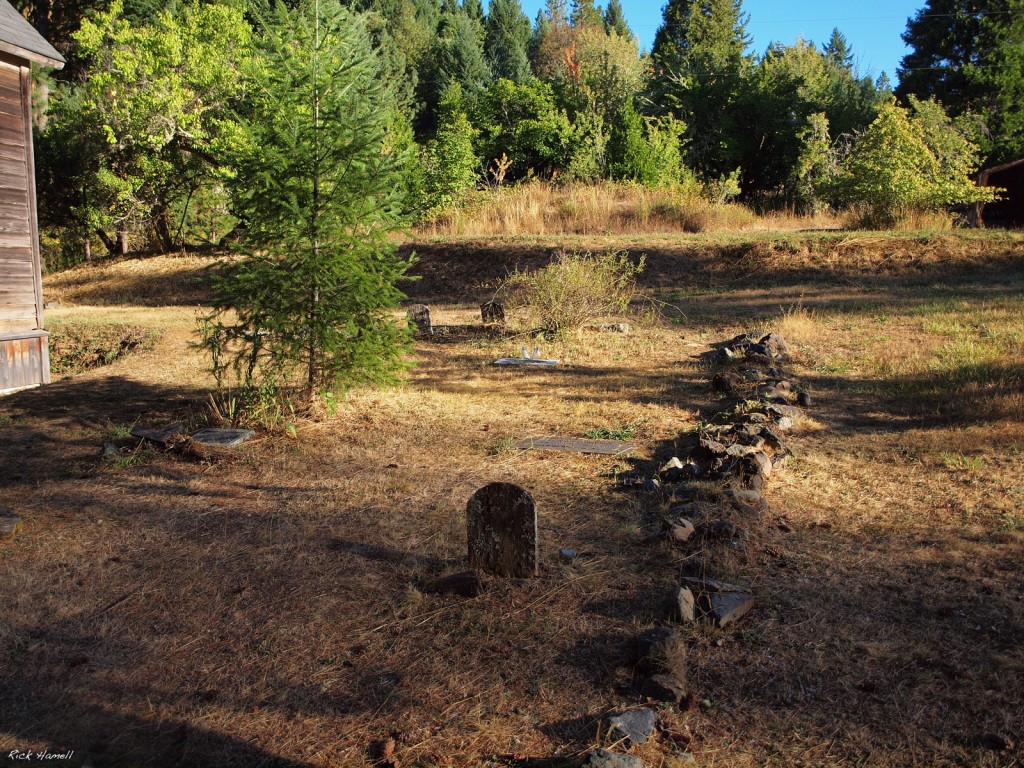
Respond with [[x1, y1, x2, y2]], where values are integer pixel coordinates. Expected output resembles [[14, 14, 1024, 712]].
[[498, 250, 645, 334], [207, 386, 298, 435], [48, 324, 155, 377]]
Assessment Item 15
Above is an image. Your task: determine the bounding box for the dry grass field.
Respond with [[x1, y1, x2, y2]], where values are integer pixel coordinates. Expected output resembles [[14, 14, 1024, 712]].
[[2, 231, 1023, 768]]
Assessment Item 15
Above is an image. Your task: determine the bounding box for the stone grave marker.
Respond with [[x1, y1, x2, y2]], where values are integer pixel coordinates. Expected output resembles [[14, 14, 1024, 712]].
[[466, 482, 538, 578], [131, 422, 186, 446], [1, 508, 21, 541], [480, 300, 505, 325], [407, 304, 433, 335], [513, 436, 638, 455]]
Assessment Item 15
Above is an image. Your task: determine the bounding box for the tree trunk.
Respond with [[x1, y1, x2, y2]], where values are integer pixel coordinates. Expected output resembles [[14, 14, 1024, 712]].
[[154, 211, 174, 253], [83, 235, 91, 261], [117, 230, 128, 256], [96, 229, 117, 256]]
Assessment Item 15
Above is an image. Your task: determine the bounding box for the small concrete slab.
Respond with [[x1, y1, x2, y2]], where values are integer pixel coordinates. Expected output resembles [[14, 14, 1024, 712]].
[[514, 436, 638, 455], [492, 357, 559, 366], [131, 423, 186, 446], [609, 708, 657, 745], [190, 428, 256, 448]]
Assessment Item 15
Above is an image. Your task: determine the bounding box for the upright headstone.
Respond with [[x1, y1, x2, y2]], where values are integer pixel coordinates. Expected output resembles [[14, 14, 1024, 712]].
[[0, 508, 21, 541], [407, 304, 432, 335], [480, 300, 505, 325], [466, 482, 538, 578]]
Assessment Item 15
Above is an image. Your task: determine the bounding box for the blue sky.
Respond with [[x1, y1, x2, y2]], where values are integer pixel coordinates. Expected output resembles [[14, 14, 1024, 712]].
[[499, 0, 927, 85]]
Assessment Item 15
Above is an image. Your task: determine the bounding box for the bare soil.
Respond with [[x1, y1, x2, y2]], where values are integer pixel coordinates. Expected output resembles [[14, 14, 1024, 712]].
[[2, 232, 1023, 768]]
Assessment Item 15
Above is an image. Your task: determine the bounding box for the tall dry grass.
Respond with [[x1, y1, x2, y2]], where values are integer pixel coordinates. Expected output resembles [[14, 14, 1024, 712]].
[[416, 182, 774, 237]]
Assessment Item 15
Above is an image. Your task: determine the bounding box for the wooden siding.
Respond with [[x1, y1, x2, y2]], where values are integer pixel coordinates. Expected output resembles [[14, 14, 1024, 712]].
[[0, 331, 48, 390], [0, 60, 37, 337], [0, 53, 49, 393]]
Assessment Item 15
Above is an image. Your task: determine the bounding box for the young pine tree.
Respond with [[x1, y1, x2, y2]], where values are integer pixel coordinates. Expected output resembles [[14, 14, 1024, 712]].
[[200, 0, 414, 396]]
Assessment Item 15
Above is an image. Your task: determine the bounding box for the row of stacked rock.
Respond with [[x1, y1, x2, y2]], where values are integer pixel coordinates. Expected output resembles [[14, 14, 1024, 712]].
[[609, 332, 810, 764]]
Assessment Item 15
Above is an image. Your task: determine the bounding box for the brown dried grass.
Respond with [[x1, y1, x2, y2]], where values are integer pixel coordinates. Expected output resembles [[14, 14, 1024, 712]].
[[0, 234, 1021, 767]]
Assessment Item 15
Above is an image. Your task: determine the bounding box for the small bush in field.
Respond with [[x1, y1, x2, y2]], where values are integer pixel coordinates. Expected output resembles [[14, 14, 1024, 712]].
[[498, 250, 644, 334]]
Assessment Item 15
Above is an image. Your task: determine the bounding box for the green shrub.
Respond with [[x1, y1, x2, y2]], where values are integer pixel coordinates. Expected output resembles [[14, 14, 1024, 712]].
[[831, 98, 998, 228], [423, 85, 479, 213], [498, 250, 644, 334]]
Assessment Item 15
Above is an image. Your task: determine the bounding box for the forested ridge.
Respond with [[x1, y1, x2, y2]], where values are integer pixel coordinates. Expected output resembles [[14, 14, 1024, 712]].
[[17, 0, 1024, 264]]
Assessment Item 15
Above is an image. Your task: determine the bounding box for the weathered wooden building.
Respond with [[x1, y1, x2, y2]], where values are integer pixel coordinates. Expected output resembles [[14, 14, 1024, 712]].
[[0, 0, 64, 393], [973, 158, 1024, 228]]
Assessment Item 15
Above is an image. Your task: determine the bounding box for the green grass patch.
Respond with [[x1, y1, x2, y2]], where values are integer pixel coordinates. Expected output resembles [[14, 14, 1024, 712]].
[[583, 420, 644, 440]]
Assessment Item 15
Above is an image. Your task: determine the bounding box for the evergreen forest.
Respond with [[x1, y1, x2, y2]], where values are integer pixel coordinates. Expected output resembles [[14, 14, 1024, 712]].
[[22, 0, 1024, 265]]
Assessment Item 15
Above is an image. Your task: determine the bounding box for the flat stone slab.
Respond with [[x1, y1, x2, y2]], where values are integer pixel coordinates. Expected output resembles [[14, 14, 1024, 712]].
[[131, 423, 186, 446], [492, 357, 559, 366], [609, 708, 657, 745], [514, 436, 638, 455], [466, 482, 538, 578], [190, 428, 256, 448]]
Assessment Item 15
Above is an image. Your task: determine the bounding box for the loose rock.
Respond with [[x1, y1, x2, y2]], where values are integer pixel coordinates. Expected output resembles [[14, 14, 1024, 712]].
[[640, 673, 689, 705], [636, 627, 686, 674], [708, 591, 756, 627], [672, 587, 696, 623], [660, 457, 685, 483], [746, 452, 773, 480], [423, 571, 484, 598], [101, 442, 120, 460], [759, 333, 789, 358], [767, 404, 801, 419], [797, 391, 812, 407], [670, 501, 717, 520], [608, 708, 657, 745], [725, 488, 762, 505], [585, 750, 648, 768], [669, 519, 695, 543]]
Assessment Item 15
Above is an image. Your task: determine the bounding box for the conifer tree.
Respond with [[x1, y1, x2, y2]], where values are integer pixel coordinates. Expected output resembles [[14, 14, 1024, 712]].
[[651, 0, 753, 177], [823, 27, 853, 70], [200, 0, 413, 395], [603, 0, 632, 39], [433, 9, 492, 103], [485, 0, 532, 83], [570, 0, 602, 29]]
